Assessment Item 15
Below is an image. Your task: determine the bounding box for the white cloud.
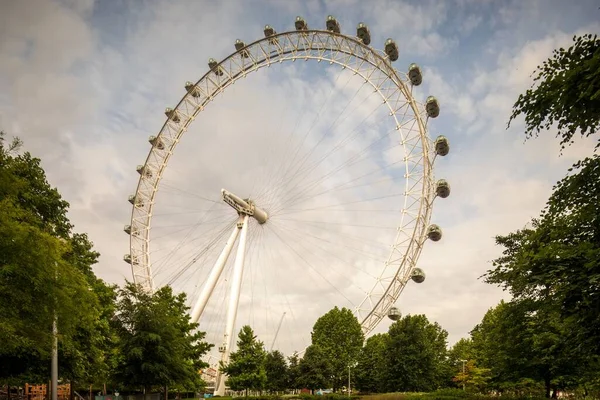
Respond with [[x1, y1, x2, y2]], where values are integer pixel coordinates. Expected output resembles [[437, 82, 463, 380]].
[[459, 14, 482, 36]]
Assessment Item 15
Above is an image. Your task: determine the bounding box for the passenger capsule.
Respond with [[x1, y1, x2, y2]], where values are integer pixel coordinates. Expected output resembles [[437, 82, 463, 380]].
[[235, 39, 249, 58], [264, 25, 278, 44], [356, 23, 371, 45], [411, 268, 426, 283], [123, 254, 132, 264], [425, 96, 440, 118], [326, 15, 340, 33], [126, 224, 139, 236], [388, 306, 401, 321], [434, 135, 450, 156], [427, 224, 443, 242], [185, 81, 201, 97], [165, 107, 181, 123], [385, 38, 399, 61], [436, 179, 451, 198], [408, 63, 423, 86], [264, 24, 276, 37], [208, 58, 223, 76], [128, 195, 143, 208], [149, 135, 165, 150], [136, 165, 152, 178], [295, 16, 308, 31]]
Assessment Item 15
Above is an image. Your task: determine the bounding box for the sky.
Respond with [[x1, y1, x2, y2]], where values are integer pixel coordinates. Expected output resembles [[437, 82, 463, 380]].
[[1, 0, 599, 360]]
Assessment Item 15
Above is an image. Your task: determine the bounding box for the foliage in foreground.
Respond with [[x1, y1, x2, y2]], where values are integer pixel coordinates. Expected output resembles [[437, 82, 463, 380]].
[[310, 306, 365, 391], [221, 325, 267, 394], [0, 132, 116, 386], [508, 34, 600, 150], [484, 154, 600, 356], [354, 314, 451, 393], [112, 283, 213, 394]]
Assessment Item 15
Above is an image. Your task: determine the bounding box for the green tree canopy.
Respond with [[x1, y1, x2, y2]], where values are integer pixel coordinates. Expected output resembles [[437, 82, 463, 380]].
[[384, 314, 449, 392], [0, 133, 115, 386], [485, 155, 600, 356], [297, 345, 332, 394], [471, 301, 538, 390], [448, 338, 474, 366], [220, 325, 266, 395], [113, 283, 212, 397], [452, 359, 491, 393], [287, 352, 301, 391], [310, 306, 364, 391], [508, 34, 600, 151], [354, 333, 387, 393], [264, 350, 288, 393], [471, 300, 584, 398]]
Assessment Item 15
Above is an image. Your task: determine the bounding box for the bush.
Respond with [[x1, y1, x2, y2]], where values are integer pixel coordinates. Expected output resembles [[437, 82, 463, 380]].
[[296, 394, 360, 400], [247, 396, 283, 400], [423, 389, 471, 399]]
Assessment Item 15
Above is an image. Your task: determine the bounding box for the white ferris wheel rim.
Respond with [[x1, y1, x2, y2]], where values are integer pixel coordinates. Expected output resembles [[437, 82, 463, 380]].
[[127, 28, 439, 337]]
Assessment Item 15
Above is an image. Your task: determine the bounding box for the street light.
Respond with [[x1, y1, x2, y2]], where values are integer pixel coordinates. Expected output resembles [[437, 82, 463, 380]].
[[51, 261, 59, 400], [459, 359, 467, 391], [348, 362, 358, 398]]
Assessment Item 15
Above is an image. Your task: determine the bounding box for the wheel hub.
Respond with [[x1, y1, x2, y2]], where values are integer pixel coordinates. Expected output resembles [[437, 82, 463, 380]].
[[221, 188, 268, 224]]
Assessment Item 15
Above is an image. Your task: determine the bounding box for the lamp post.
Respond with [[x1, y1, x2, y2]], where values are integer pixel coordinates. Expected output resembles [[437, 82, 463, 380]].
[[348, 366, 351, 398], [459, 359, 467, 391], [348, 362, 357, 398], [51, 261, 59, 400]]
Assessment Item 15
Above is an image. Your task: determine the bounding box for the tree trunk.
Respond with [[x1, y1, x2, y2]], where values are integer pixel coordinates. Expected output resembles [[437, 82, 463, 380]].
[[544, 377, 551, 399], [144, 385, 152, 400], [69, 382, 74, 400], [7, 385, 11, 400], [551, 386, 558, 399], [163, 386, 168, 400]]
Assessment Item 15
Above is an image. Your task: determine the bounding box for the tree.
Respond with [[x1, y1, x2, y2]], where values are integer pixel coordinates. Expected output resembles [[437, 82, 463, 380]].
[[470, 300, 583, 398], [471, 301, 538, 392], [297, 345, 332, 394], [0, 133, 113, 386], [264, 350, 288, 393], [508, 34, 600, 151], [55, 233, 119, 386], [384, 314, 449, 392], [287, 352, 301, 392], [220, 325, 266, 396], [448, 338, 475, 367], [452, 360, 491, 393], [113, 283, 212, 399], [485, 155, 600, 357], [448, 338, 476, 390], [354, 334, 387, 393], [310, 306, 364, 391]]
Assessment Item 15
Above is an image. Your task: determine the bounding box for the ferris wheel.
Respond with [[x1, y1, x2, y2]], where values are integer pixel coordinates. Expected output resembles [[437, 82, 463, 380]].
[[124, 15, 450, 394]]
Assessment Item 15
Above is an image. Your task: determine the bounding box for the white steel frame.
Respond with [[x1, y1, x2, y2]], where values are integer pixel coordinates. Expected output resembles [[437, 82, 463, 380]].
[[127, 29, 438, 349]]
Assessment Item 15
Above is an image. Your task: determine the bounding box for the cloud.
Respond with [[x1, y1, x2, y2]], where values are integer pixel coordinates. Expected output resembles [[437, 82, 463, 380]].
[[459, 14, 482, 36], [1, 0, 599, 359]]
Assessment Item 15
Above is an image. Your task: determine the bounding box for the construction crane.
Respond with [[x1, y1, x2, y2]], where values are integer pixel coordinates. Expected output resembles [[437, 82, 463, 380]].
[[270, 312, 286, 351]]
